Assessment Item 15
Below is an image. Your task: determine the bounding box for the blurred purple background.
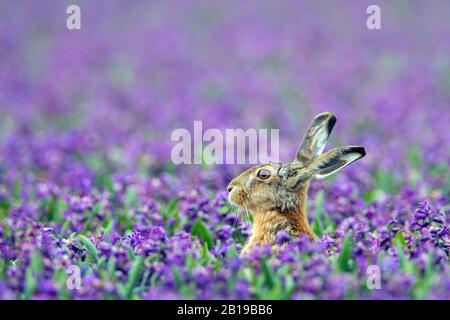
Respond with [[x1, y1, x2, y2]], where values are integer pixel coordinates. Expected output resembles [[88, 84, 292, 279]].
[[1, 0, 449, 179]]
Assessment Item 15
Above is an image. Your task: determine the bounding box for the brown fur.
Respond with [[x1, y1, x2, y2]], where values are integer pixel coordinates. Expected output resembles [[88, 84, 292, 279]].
[[227, 112, 365, 256], [229, 166, 316, 255]]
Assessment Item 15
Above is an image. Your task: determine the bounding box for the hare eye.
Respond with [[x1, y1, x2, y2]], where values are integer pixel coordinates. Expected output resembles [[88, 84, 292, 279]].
[[257, 168, 271, 180]]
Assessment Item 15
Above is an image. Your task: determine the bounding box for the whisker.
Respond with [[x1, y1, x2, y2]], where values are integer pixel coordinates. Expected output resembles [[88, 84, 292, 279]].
[[231, 205, 241, 230], [244, 209, 252, 232], [227, 203, 252, 237], [236, 208, 244, 228]]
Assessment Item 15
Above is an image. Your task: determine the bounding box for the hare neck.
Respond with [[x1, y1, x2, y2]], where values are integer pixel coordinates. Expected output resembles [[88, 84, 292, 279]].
[[250, 210, 285, 245], [246, 186, 315, 249]]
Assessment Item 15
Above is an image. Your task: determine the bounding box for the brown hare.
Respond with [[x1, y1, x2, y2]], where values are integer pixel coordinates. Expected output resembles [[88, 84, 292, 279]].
[[227, 112, 365, 255]]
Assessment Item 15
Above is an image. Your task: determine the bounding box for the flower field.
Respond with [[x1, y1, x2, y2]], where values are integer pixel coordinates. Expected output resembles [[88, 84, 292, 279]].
[[0, 0, 449, 299]]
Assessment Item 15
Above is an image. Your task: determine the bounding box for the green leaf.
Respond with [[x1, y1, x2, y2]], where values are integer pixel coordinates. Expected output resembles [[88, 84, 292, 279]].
[[128, 246, 136, 261], [407, 145, 422, 168], [408, 169, 421, 187], [60, 219, 72, 236], [275, 264, 291, 277], [47, 196, 65, 224], [79, 235, 99, 264], [261, 259, 275, 289], [395, 240, 413, 273], [30, 251, 43, 274], [191, 219, 213, 249], [258, 282, 284, 300], [117, 283, 127, 297], [125, 187, 139, 209], [0, 259, 6, 279], [161, 198, 178, 218], [226, 246, 239, 259], [217, 205, 230, 214], [97, 174, 114, 193], [125, 256, 144, 299], [97, 256, 107, 268], [201, 242, 210, 261], [337, 234, 353, 272], [83, 259, 93, 274], [0, 200, 10, 220], [117, 210, 133, 231], [323, 211, 334, 232], [185, 253, 196, 273], [139, 270, 150, 292], [103, 217, 114, 235], [172, 266, 184, 289], [363, 188, 385, 203], [53, 266, 72, 298], [283, 276, 295, 299], [425, 251, 434, 278], [107, 257, 116, 281], [23, 267, 37, 299], [3, 224, 10, 239], [394, 230, 415, 274], [12, 180, 21, 204], [373, 168, 399, 194], [394, 230, 407, 248], [312, 191, 324, 236]]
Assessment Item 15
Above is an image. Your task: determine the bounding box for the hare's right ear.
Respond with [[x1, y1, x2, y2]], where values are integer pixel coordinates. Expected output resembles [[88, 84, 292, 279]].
[[307, 146, 366, 179], [295, 112, 337, 161]]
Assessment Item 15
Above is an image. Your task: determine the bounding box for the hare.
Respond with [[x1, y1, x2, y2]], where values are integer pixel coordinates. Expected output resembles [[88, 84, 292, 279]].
[[227, 112, 365, 255]]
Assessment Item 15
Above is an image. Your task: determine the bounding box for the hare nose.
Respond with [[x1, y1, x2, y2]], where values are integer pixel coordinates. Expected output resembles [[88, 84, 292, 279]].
[[227, 185, 234, 193]]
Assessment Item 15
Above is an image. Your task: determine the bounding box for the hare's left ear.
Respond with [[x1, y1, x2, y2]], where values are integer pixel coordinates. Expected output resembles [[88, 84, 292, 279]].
[[296, 112, 337, 161], [307, 146, 366, 179]]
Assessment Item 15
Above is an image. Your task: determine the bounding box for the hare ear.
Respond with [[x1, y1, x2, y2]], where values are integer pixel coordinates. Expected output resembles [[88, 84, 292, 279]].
[[308, 146, 365, 179], [296, 112, 337, 161]]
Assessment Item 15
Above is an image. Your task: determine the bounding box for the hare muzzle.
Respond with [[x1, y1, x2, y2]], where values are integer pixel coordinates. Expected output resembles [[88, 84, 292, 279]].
[[227, 180, 248, 208]]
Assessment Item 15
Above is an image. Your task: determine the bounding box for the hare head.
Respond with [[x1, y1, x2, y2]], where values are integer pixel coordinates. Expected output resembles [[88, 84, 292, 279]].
[[227, 112, 365, 255]]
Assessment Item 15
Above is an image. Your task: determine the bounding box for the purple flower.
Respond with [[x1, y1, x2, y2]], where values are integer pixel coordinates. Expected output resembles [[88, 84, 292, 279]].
[[216, 225, 233, 241], [276, 230, 291, 245]]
